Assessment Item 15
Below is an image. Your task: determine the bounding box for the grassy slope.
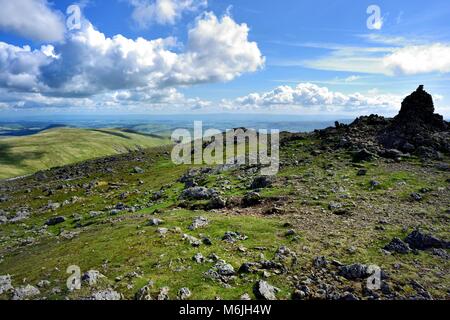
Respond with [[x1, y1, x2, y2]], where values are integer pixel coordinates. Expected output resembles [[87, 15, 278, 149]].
[[0, 128, 170, 180], [0, 136, 448, 300]]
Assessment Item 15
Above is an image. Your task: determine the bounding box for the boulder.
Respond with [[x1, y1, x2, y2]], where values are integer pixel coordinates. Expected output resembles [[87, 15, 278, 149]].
[[12, 285, 40, 300], [384, 238, 411, 254], [45, 216, 66, 226], [253, 280, 279, 300], [405, 230, 450, 250]]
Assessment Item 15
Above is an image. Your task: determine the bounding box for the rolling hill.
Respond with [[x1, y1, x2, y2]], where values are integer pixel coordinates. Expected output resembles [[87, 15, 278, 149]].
[[0, 127, 171, 180]]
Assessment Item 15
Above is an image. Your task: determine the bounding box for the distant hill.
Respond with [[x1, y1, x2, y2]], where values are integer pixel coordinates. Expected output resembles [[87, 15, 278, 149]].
[[0, 127, 170, 180]]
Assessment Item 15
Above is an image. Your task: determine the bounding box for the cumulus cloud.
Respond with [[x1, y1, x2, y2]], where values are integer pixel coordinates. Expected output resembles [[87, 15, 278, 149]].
[[0, 12, 264, 99], [229, 83, 403, 114], [0, 0, 66, 42], [383, 43, 450, 75], [128, 0, 207, 27]]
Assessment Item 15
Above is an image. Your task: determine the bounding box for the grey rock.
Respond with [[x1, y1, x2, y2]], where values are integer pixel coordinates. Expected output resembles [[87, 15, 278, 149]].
[[313, 256, 328, 268], [188, 216, 209, 231], [157, 287, 170, 300], [253, 280, 278, 300], [240, 293, 251, 300], [0, 275, 13, 295], [181, 187, 217, 200], [178, 287, 192, 300], [37, 280, 51, 288], [192, 253, 205, 264], [133, 166, 144, 174], [147, 218, 164, 226], [45, 216, 66, 226], [405, 230, 450, 250], [250, 176, 273, 189], [135, 281, 154, 300], [384, 238, 411, 254], [222, 231, 248, 243], [91, 289, 121, 300], [339, 264, 369, 280], [410, 193, 423, 201], [242, 192, 262, 207], [81, 270, 104, 286], [12, 285, 40, 300], [182, 234, 201, 247]]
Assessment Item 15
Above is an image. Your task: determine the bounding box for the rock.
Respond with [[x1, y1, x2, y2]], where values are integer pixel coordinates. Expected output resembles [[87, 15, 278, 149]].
[[253, 280, 278, 300], [357, 169, 367, 176], [0, 275, 13, 295], [339, 264, 369, 280], [12, 285, 40, 300], [328, 202, 342, 211], [222, 231, 248, 243], [352, 149, 376, 162], [369, 180, 381, 190], [240, 293, 251, 300], [45, 216, 66, 226], [0, 215, 7, 224], [157, 287, 170, 300], [37, 280, 51, 288], [181, 187, 217, 200], [202, 237, 212, 246], [405, 230, 450, 250], [182, 234, 201, 247], [91, 289, 121, 300], [340, 292, 359, 301], [188, 216, 209, 231], [313, 256, 328, 268], [250, 176, 273, 189], [410, 193, 423, 201], [430, 248, 450, 260], [135, 281, 154, 300], [178, 287, 192, 300], [81, 270, 104, 286], [214, 260, 235, 276], [242, 192, 262, 207], [147, 218, 164, 226], [208, 195, 227, 209], [133, 166, 144, 174], [192, 253, 205, 264], [0, 195, 8, 203], [384, 238, 411, 254], [156, 228, 169, 236]]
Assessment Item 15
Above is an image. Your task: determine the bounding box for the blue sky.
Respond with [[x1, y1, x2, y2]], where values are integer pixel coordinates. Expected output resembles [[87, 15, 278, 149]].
[[0, 0, 449, 118]]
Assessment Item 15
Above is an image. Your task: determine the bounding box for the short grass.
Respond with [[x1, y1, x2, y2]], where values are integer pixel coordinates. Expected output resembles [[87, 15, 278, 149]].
[[0, 128, 170, 180]]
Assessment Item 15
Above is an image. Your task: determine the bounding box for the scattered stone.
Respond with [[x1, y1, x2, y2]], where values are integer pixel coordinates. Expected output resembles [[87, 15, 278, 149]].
[[313, 256, 328, 269], [240, 293, 251, 300], [353, 149, 376, 162], [37, 280, 51, 288], [135, 281, 154, 300], [157, 287, 170, 300], [410, 193, 423, 202], [405, 230, 450, 250], [357, 169, 367, 176], [328, 202, 342, 211], [12, 285, 40, 300], [147, 218, 164, 226], [339, 264, 369, 280], [156, 228, 169, 236], [369, 180, 381, 190], [209, 195, 227, 209], [91, 289, 121, 300], [182, 234, 201, 247], [202, 237, 212, 246], [178, 287, 191, 300], [242, 192, 262, 207], [133, 167, 144, 174], [222, 231, 248, 243], [81, 270, 104, 286], [430, 248, 449, 260], [250, 176, 273, 189], [192, 253, 205, 264], [384, 238, 411, 254], [45, 216, 66, 226], [0, 275, 13, 295], [188, 216, 209, 231], [253, 280, 278, 300], [181, 187, 217, 200]]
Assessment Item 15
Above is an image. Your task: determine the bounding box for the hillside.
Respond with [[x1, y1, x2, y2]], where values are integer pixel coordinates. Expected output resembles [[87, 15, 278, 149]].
[[0, 128, 170, 180]]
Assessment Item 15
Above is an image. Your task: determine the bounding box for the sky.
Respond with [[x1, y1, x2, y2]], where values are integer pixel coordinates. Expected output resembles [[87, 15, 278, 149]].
[[0, 0, 449, 119]]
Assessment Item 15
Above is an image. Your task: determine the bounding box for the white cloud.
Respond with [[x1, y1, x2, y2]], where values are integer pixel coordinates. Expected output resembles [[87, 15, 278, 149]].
[[228, 83, 403, 114], [383, 43, 450, 75], [128, 0, 207, 27], [0, 13, 264, 99], [0, 0, 66, 42]]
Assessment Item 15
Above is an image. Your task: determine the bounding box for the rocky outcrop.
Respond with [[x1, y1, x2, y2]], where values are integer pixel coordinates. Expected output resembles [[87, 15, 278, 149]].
[[378, 86, 449, 157]]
